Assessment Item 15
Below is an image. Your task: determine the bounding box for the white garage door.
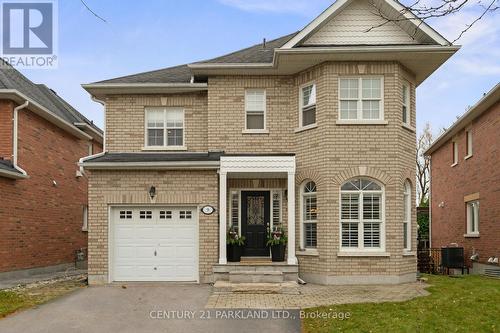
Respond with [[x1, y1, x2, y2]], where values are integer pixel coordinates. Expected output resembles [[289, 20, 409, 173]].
[[111, 207, 198, 282]]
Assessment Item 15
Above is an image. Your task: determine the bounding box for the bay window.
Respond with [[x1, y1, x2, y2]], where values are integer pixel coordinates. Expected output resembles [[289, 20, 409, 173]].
[[300, 83, 317, 127], [339, 77, 383, 121], [301, 181, 317, 249]]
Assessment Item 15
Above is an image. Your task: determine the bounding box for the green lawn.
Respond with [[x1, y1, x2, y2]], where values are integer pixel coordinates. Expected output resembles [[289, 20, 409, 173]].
[[303, 275, 500, 333], [0, 278, 86, 318]]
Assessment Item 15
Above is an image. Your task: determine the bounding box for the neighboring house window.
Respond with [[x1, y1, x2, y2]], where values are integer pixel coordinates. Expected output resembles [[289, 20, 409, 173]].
[[145, 107, 184, 148], [300, 83, 317, 127], [403, 180, 412, 251], [466, 201, 479, 235], [465, 130, 473, 158], [341, 178, 384, 250], [402, 82, 410, 125], [301, 181, 317, 249], [88, 143, 93, 156], [245, 89, 266, 130], [82, 205, 88, 232], [452, 141, 458, 165], [339, 77, 383, 120]]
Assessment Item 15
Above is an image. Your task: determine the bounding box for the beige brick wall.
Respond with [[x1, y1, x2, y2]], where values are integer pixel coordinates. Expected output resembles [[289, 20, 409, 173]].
[[88, 170, 218, 284], [89, 61, 417, 284]]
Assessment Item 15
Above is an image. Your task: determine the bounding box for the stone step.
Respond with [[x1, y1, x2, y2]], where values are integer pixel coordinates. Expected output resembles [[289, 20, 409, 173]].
[[213, 281, 300, 295], [213, 264, 299, 273], [229, 271, 284, 283]]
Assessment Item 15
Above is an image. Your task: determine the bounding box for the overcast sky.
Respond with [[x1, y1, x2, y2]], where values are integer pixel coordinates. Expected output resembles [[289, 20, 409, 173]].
[[20, 0, 499, 135]]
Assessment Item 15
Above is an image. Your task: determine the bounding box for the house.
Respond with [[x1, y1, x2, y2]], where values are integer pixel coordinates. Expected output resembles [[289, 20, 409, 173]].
[[80, 0, 459, 285], [425, 83, 499, 274], [0, 62, 103, 278]]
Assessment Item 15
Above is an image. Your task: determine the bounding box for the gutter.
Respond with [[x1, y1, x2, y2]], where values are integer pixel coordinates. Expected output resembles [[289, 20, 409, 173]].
[[12, 101, 30, 178]]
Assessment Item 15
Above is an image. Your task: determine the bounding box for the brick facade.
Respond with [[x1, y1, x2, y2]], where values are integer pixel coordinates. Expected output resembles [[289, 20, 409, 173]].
[[88, 61, 418, 284], [430, 102, 499, 266], [0, 103, 102, 273]]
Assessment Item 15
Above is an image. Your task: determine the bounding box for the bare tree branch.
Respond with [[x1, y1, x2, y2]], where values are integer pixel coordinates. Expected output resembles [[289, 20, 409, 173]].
[[80, 0, 107, 23]]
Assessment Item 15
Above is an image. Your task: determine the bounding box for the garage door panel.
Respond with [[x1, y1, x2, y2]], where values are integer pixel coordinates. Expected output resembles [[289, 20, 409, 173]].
[[112, 207, 198, 282]]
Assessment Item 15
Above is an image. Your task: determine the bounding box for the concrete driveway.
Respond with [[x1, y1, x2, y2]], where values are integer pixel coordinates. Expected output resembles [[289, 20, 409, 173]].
[[0, 284, 300, 333]]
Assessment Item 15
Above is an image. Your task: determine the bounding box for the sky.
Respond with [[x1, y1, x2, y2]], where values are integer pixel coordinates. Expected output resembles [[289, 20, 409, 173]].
[[20, 0, 500, 135]]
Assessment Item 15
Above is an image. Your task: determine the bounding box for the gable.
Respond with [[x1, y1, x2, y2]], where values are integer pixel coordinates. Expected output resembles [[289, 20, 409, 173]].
[[302, 0, 423, 46]]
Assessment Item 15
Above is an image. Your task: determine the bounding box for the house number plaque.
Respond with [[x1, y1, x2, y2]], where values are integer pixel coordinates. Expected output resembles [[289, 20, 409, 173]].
[[201, 205, 215, 215]]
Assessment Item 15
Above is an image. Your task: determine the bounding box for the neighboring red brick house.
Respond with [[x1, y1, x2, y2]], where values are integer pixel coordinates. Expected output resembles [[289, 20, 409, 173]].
[[426, 83, 499, 273], [0, 63, 102, 277]]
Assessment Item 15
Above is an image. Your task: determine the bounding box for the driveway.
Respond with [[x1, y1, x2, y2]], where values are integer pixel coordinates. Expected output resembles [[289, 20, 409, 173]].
[[0, 284, 300, 333]]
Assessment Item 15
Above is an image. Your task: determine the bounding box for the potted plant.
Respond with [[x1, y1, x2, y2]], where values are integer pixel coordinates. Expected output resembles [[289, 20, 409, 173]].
[[267, 227, 287, 262], [226, 228, 245, 262]]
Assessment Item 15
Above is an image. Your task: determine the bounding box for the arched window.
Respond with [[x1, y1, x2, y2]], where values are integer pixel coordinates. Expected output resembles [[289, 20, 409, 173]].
[[301, 181, 317, 249], [340, 178, 384, 250], [403, 180, 412, 251]]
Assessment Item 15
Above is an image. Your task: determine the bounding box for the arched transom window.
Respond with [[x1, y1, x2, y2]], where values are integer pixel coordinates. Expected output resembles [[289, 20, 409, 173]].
[[301, 181, 317, 249], [340, 178, 384, 251]]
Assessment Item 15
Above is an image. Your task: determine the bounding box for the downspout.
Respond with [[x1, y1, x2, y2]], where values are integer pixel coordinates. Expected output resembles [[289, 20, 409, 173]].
[[91, 95, 106, 152], [12, 100, 29, 177], [428, 157, 432, 248]]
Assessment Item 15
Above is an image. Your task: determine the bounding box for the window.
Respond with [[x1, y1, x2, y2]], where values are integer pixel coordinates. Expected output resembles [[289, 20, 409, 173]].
[[402, 82, 410, 125], [341, 178, 384, 251], [272, 191, 282, 228], [82, 205, 88, 231], [230, 191, 239, 232], [403, 181, 412, 251], [88, 143, 93, 156], [452, 141, 458, 165], [159, 211, 172, 219], [466, 201, 479, 234], [145, 107, 184, 148], [245, 90, 266, 130], [301, 181, 317, 249], [180, 211, 192, 219], [139, 210, 152, 219], [339, 77, 383, 120], [119, 210, 132, 219], [300, 84, 316, 127], [465, 130, 473, 158]]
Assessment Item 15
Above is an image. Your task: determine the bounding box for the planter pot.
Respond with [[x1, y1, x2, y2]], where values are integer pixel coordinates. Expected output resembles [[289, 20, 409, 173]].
[[270, 244, 286, 262], [227, 244, 243, 262]]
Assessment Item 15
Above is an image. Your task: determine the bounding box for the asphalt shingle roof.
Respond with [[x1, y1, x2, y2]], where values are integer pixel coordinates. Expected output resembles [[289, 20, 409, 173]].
[[93, 32, 298, 85], [84, 152, 224, 163], [0, 62, 102, 133]]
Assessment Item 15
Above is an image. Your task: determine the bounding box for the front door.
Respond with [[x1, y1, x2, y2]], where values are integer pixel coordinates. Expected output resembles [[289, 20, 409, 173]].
[[241, 191, 270, 257]]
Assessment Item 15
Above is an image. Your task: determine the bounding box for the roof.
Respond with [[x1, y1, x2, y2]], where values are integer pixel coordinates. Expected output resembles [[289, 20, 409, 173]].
[[95, 64, 193, 84], [0, 159, 26, 179], [0, 61, 102, 136], [425, 83, 500, 156]]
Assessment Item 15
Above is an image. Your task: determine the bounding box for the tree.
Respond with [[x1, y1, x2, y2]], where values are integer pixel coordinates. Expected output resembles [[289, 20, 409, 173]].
[[416, 123, 434, 207], [368, 0, 499, 42]]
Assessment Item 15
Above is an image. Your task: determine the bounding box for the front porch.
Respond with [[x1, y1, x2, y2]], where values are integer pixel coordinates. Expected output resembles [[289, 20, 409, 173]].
[[218, 155, 298, 266]]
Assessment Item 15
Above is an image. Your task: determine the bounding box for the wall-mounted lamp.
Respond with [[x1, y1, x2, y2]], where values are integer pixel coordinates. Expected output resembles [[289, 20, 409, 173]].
[[149, 186, 156, 200], [438, 202, 445, 208]]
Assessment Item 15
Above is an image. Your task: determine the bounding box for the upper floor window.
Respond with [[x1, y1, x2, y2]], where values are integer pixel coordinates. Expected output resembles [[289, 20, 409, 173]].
[[301, 181, 317, 249], [340, 178, 384, 251], [245, 89, 266, 131], [145, 107, 184, 148], [465, 130, 473, 158], [466, 200, 479, 235], [452, 140, 458, 166], [402, 82, 410, 126], [300, 83, 316, 127], [339, 77, 383, 121]]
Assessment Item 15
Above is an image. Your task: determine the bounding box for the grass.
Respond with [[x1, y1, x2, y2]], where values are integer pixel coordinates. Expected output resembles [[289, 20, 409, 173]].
[[0, 278, 86, 318], [303, 275, 500, 333]]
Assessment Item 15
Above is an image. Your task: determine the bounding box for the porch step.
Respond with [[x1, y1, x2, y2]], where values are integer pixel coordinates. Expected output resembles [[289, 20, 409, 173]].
[[213, 281, 300, 295], [229, 270, 283, 283], [240, 257, 272, 264]]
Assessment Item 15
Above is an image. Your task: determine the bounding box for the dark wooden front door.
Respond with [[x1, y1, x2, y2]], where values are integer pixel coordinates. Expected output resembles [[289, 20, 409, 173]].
[[241, 191, 270, 257]]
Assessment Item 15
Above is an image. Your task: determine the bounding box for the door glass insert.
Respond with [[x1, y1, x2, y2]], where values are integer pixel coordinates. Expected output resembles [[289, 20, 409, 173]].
[[247, 196, 265, 225]]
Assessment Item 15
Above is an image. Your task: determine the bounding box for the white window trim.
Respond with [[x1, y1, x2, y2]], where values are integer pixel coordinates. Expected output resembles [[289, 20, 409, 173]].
[[338, 180, 386, 253], [337, 76, 385, 122], [300, 181, 318, 251], [465, 130, 473, 159], [403, 181, 412, 252], [244, 89, 267, 132], [143, 107, 186, 150], [402, 81, 411, 127], [451, 140, 458, 167], [298, 82, 317, 130], [82, 205, 88, 232], [465, 200, 479, 236]]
